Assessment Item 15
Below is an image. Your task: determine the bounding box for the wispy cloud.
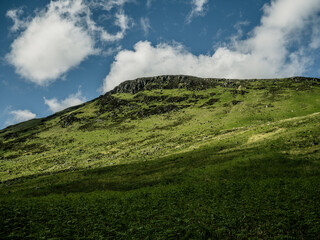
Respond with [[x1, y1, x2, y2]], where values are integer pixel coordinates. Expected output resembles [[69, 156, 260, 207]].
[[6, 8, 27, 32], [6, 0, 132, 86], [310, 17, 320, 49], [140, 17, 151, 36], [103, 0, 320, 92], [6, 109, 36, 126], [186, 0, 209, 23], [44, 90, 86, 113], [146, 0, 153, 8], [99, 10, 131, 42], [90, 0, 133, 11]]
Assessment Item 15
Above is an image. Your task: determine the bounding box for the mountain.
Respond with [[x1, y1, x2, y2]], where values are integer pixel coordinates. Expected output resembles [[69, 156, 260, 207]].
[[1, 75, 320, 239]]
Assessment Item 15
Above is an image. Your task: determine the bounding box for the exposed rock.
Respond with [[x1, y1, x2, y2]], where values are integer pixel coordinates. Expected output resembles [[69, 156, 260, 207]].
[[60, 113, 81, 128], [231, 100, 242, 105], [201, 98, 220, 107]]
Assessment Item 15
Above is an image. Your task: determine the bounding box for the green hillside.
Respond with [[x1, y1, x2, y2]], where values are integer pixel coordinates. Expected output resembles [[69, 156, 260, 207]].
[[1, 76, 320, 239]]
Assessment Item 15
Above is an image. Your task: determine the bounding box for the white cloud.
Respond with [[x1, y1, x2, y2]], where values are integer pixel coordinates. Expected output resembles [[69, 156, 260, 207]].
[[103, 0, 320, 92], [44, 90, 86, 113], [6, 109, 36, 125], [6, 0, 132, 86], [6, 0, 95, 86], [186, 0, 209, 23], [7, 16, 95, 86], [140, 17, 151, 36]]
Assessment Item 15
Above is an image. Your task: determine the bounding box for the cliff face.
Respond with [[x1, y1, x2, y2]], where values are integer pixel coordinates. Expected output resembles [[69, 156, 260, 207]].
[[109, 75, 319, 94], [110, 75, 222, 94]]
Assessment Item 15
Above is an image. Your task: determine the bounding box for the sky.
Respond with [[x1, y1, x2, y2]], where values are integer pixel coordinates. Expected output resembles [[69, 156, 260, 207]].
[[0, 0, 320, 129]]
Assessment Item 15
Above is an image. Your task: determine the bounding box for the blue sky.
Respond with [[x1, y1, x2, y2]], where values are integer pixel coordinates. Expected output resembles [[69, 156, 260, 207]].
[[1, 0, 320, 129]]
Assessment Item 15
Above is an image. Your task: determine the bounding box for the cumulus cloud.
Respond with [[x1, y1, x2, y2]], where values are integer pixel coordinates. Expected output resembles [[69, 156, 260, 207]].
[[6, 0, 131, 86], [103, 0, 320, 92], [140, 17, 151, 36], [44, 90, 86, 113], [186, 0, 209, 23], [6, 109, 36, 125]]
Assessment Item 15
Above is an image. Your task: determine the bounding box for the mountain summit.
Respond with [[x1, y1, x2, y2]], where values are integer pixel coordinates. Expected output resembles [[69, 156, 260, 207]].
[[1, 75, 320, 180]]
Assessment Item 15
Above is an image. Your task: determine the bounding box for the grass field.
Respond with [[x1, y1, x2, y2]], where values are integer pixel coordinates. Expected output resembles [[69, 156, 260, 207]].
[[1, 76, 320, 239]]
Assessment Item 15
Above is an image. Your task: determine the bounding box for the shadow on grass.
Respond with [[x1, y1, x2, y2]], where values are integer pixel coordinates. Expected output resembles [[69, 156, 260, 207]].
[[2, 143, 317, 198]]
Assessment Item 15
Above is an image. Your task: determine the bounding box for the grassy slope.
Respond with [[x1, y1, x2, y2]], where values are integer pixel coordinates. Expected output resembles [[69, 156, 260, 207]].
[[0, 76, 320, 239]]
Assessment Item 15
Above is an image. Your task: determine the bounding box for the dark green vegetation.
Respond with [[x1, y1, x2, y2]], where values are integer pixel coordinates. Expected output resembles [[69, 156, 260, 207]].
[[1, 75, 320, 239]]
